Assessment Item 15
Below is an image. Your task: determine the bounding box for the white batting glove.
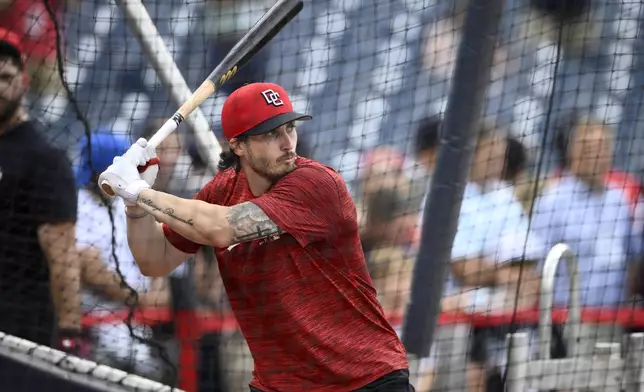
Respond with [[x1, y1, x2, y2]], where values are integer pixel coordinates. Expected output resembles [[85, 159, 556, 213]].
[[123, 138, 160, 188], [98, 156, 151, 206], [124, 138, 155, 166]]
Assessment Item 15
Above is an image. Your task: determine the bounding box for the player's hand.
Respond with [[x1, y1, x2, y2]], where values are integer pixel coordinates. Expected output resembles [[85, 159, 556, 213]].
[[123, 138, 160, 188], [98, 156, 151, 206]]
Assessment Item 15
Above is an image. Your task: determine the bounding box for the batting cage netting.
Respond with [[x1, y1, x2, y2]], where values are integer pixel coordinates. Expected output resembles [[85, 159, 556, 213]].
[[2, 0, 644, 391]]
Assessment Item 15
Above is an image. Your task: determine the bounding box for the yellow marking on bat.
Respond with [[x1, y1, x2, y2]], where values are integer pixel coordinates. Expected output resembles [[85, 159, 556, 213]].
[[219, 65, 239, 85]]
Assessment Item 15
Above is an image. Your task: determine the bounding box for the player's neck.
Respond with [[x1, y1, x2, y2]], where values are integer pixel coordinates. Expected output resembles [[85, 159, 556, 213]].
[[0, 108, 28, 137], [242, 166, 273, 197]]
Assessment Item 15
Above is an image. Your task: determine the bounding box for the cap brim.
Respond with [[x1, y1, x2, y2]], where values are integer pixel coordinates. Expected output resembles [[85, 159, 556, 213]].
[[0, 41, 21, 65], [241, 112, 312, 137]]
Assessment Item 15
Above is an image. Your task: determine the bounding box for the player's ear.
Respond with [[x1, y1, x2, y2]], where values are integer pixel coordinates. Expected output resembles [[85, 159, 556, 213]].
[[229, 138, 245, 157]]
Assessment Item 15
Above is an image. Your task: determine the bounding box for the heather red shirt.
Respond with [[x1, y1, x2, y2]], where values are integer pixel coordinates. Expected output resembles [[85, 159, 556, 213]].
[[163, 158, 408, 391]]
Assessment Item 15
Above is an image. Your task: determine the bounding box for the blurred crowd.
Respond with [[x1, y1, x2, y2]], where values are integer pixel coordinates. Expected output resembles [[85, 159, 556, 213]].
[[2, 0, 644, 392], [360, 113, 644, 391]]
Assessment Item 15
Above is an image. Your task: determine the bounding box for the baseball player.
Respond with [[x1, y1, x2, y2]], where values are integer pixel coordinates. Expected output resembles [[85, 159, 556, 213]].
[[99, 82, 413, 392]]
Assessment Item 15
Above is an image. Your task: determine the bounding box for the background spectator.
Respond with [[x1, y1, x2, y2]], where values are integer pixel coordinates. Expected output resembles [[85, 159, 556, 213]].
[[532, 113, 644, 356], [421, 0, 510, 83], [0, 0, 70, 104], [523, 0, 601, 56], [440, 123, 545, 391], [0, 28, 82, 353], [363, 187, 416, 314], [413, 115, 442, 247], [74, 130, 171, 379], [502, 135, 543, 213], [355, 146, 407, 231]]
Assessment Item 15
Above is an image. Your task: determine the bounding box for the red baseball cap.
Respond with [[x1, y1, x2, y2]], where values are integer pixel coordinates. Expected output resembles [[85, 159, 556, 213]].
[[0, 28, 24, 66], [221, 82, 312, 140]]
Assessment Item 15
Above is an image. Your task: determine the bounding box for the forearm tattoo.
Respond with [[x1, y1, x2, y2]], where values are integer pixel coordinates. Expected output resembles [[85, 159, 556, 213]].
[[138, 197, 194, 226], [227, 202, 284, 244]]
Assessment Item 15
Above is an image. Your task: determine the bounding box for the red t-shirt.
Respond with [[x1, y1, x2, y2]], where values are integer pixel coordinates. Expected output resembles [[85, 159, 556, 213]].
[[163, 158, 408, 392]]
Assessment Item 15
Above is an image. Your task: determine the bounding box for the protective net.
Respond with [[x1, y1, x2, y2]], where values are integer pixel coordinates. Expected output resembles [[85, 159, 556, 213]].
[[2, 0, 644, 391]]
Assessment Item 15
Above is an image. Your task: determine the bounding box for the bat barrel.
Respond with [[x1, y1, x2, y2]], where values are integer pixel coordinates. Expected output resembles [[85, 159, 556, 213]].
[[205, 0, 304, 87]]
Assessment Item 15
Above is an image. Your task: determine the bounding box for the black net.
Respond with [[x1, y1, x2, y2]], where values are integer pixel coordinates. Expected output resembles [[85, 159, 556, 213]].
[[1, 0, 644, 391]]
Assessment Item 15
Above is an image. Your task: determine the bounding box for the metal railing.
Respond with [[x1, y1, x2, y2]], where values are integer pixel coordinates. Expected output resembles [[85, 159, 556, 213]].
[[507, 243, 644, 392], [538, 243, 581, 360], [424, 243, 644, 391]]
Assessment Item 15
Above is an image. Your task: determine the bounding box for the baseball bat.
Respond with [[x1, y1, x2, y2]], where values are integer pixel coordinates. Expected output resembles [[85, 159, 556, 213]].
[[101, 0, 304, 196]]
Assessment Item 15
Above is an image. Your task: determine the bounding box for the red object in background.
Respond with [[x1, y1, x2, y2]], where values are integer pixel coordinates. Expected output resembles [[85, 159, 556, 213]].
[[175, 310, 200, 392], [606, 169, 643, 214], [550, 168, 642, 213], [0, 0, 61, 61], [55, 330, 93, 359]]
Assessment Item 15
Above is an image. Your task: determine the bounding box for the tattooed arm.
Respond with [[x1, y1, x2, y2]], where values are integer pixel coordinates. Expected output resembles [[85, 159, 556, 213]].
[[134, 189, 284, 249], [225, 202, 284, 244]]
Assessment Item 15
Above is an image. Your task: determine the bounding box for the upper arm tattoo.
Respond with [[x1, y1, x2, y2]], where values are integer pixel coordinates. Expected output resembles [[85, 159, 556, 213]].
[[227, 202, 284, 244]]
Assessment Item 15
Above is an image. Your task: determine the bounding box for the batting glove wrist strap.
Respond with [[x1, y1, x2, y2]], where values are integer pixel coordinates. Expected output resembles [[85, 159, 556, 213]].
[[123, 179, 151, 205]]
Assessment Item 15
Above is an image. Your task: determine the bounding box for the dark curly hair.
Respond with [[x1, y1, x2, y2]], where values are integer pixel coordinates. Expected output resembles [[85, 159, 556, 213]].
[[217, 135, 247, 172]]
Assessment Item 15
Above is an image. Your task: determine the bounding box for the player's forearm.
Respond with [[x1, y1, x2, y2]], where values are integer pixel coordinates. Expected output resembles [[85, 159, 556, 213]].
[[124, 207, 188, 277], [451, 257, 497, 287], [38, 223, 82, 331], [135, 189, 231, 248], [49, 254, 82, 330], [79, 246, 135, 303], [126, 208, 167, 263]]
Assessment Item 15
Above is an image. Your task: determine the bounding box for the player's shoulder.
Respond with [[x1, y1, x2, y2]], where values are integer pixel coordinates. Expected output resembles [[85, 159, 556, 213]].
[[212, 166, 239, 184], [12, 121, 71, 168], [5, 120, 51, 150], [27, 122, 68, 159], [197, 167, 241, 203], [291, 157, 345, 185]]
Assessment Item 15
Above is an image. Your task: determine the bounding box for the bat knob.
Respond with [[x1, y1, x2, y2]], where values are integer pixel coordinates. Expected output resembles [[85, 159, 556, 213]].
[[101, 180, 116, 197]]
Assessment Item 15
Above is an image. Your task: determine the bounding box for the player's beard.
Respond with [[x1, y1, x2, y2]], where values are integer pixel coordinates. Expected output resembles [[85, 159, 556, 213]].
[[0, 94, 22, 126], [247, 146, 297, 183]]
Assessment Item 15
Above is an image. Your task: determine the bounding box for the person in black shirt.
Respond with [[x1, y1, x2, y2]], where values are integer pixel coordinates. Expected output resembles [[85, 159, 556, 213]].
[[0, 28, 82, 350]]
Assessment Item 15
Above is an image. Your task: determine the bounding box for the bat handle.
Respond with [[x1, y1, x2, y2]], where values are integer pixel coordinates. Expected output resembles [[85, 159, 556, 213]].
[[148, 117, 180, 149], [146, 80, 215, 148], [100, 111, 183, 198], [101, 180, 116, 196]]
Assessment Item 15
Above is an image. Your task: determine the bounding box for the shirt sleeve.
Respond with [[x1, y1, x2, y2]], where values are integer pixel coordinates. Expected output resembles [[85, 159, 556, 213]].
[[450, 201, 485, 261], [162, 184, 213, 254], [530, 191, 561, 254], [30, 147, 77, 225], [252, 166, 346, 247]]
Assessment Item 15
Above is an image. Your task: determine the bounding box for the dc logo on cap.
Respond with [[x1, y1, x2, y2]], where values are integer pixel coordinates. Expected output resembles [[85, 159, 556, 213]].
[[261, 89, 284, 107]]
